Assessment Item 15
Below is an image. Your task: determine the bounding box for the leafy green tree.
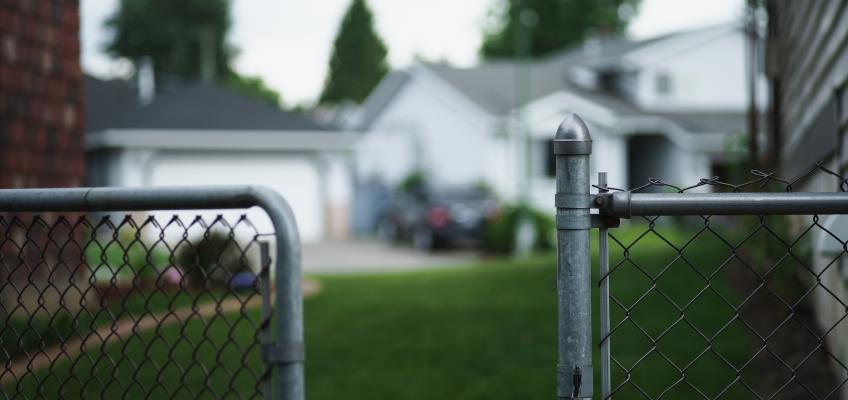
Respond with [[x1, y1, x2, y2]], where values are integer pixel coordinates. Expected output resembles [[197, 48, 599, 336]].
[[106, 0, 233, 80], [319, 0, 388, 105], [481, 0, 641, 59], [105, 0, 282, 105]]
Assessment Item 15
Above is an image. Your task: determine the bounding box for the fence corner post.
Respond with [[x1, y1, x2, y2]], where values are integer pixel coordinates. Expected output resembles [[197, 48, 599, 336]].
[[553, 114, 593, 399]]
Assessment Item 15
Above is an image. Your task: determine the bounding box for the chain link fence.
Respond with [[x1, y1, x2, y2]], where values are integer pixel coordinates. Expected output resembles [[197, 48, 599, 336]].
[[598, 163, 848, 399], [0, 187, 303, 400], [554, 115, 848, 399]]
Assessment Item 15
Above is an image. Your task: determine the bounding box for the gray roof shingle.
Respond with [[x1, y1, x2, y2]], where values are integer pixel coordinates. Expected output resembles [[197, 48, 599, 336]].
[[85, 75, 329, 132], [423, 36, 644, 115]]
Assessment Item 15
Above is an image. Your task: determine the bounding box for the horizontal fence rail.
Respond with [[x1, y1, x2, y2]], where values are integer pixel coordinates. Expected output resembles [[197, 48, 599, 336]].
[[607, 192, 848, 217], [0, 186, 303, 400]]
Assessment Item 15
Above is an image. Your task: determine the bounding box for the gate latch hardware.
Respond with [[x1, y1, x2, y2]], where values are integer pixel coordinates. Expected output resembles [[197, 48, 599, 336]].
[[590, 214, 620, 229]]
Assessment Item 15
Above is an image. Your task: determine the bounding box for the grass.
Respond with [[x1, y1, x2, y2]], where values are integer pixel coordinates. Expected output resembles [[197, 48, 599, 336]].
[[304, 253, 559, 399], [9, 309, 263, 399], [0, 289, 229, 363], [605, 222, 751, 398], [303, 223, 751, 399], [8, 222, 756, 399]]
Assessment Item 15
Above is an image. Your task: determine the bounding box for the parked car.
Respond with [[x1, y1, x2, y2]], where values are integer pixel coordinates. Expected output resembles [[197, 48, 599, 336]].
[[378, 187, 499, 251]]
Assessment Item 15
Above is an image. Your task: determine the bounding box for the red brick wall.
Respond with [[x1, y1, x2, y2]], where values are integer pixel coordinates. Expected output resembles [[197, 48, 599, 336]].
[[0, 0, 85, 188]]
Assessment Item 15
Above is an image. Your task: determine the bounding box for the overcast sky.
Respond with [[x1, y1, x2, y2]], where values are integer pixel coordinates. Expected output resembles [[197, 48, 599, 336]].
[[81, 0, 744, 106]]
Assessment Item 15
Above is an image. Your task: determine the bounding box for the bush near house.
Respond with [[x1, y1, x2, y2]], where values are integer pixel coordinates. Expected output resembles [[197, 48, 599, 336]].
[[84, 230, 172, 306], [85, 229, 255, 291], [175, 230, 253, 287], [84, 231, 170, 283], [482, 204, 554, 254]]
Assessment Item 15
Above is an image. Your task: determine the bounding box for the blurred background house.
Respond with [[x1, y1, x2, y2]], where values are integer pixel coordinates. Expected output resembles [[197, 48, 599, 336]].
[[85, 72, 356, 242], [76, 0, 758, 249], [1, 0, 762, 249], [348, 24, 751, 233]]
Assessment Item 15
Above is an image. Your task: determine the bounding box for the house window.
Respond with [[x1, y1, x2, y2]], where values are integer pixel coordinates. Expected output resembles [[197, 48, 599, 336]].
[[656, 72, 672, 95], [529, 140, 556, 178]]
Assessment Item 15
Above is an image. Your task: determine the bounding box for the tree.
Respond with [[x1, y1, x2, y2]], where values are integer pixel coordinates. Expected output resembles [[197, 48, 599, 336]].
[[481, 0, 641, 59], [105, 0, 282, 105], [319, 0, 388, 105], [106, 0, 233, 80]]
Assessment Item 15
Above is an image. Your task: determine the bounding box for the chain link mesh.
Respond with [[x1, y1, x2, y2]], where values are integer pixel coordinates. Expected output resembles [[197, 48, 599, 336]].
[[599, 163, 848, 399], [0, 211, 271, 399]]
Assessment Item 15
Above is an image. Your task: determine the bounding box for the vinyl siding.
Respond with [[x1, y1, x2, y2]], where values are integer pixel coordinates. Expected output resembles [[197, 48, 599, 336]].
[[769, 0, 848, 176]]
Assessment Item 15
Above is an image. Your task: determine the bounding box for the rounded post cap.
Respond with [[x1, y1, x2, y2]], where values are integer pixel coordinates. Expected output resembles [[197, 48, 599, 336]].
[[555, 114, 591, 141]]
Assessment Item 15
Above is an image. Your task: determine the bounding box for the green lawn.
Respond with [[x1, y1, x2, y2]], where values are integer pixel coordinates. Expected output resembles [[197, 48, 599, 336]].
[[8, 223, 755, 399], [9, 308, 264, 399], [605, 222, 751, 398], [304, 223, 751, 399], [0, 289, 228, 364]]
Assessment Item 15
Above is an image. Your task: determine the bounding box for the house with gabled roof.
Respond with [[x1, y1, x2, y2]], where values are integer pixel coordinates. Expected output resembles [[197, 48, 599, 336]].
[[85, 75, 357, 242], [348, 24, 751, 221]]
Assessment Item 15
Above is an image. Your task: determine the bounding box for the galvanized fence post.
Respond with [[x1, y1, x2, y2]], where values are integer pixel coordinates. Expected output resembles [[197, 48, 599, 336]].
[[553, 114, 593, 399], [259, 241, 273, 399]]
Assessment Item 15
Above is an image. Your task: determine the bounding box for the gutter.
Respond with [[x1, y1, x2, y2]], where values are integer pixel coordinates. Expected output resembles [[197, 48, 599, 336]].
[[86, 129, 361, 152]]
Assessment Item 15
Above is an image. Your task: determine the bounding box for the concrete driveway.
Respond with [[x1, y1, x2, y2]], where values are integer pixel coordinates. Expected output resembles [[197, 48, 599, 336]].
[[301, 239, 480, 274]]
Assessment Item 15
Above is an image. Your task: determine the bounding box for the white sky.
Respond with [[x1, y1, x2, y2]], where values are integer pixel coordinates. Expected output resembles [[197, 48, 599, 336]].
[[81, 0, 744, 107]]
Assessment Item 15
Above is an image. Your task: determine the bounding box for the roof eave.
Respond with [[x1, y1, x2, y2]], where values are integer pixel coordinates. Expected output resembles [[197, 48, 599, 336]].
[[86, 129, 360, 152]]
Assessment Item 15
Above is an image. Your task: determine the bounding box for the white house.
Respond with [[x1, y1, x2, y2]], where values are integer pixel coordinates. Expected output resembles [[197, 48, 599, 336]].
[[348, 24, 751, 221], [85, 75, 356, 243]]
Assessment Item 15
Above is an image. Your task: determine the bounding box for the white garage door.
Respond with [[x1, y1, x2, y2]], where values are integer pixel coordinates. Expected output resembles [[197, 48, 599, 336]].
[[149, 151, 324, 242]]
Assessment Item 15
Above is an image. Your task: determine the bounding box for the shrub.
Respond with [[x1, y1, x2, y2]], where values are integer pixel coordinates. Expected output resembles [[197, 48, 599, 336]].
[[176, 231, 251, 287], [398, 170, 427, 194], [482, 204, 554, 255], [85, 230, 169, 284]]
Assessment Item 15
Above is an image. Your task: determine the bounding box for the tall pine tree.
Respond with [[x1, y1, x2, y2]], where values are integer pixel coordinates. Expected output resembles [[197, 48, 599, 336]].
[[481, 0, 641, 59], [319, 0, 388, 105]]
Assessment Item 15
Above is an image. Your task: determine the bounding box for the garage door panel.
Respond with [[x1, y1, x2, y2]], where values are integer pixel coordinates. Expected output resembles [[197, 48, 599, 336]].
[[149, 152, 323, 242]]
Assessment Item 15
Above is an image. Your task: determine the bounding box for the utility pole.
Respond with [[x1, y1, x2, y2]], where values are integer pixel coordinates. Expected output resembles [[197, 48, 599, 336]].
[[512, 1, 538, 257], [746, 0, 760, 168]]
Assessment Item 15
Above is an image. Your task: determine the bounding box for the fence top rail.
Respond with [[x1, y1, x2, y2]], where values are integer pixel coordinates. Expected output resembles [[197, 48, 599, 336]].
[[608, 191, 848, 217], [0, 185, 285, 212]]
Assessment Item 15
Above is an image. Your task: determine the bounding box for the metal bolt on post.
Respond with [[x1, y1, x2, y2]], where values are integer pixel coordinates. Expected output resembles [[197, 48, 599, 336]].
[[553, 114, 593, 399]]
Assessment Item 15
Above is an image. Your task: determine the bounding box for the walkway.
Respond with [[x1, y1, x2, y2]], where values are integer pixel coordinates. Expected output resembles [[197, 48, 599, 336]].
[[302, 239, 480, 274]]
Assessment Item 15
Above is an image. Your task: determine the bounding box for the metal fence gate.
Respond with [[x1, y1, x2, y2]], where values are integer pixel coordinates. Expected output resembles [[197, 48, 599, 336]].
[[0, 186, 304, 400], [555, 115, 848, 399]]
